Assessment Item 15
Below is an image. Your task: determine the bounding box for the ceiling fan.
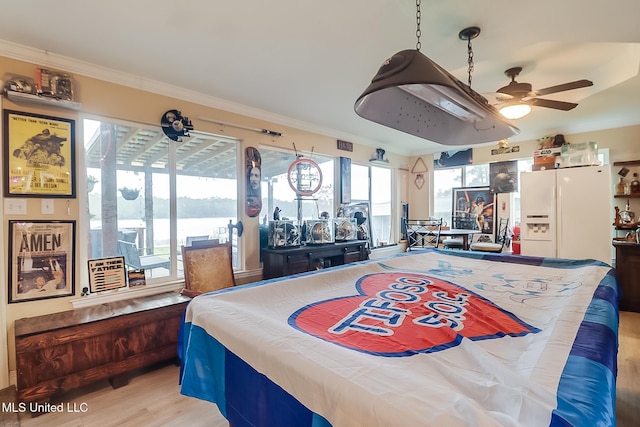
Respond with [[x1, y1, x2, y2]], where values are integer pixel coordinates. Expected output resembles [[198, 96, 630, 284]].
[[492, 66, 593, 119]]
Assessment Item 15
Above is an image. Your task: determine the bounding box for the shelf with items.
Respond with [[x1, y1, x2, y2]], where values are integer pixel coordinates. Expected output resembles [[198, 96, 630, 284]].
[[5, 90, 81, 111], [614, 160, 640, 167], [613, 160, 640, 197]]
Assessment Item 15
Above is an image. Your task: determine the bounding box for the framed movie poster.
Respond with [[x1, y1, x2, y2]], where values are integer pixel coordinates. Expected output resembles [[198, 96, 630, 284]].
[[3, 110, 76, 197], [8, 220, 76, 303], [451, 186, 495, 242], [489, 160, 518, 193]]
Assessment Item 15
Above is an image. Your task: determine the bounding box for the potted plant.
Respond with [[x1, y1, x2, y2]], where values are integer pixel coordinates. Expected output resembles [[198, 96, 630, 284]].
[[87, 175, 98, 192], [119, 187, 140, 201]]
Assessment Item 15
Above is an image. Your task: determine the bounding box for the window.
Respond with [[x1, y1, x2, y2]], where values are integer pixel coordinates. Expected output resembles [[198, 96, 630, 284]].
[[349, 163, 393, 248], [435, 160, 536, 227], [257, 147, 334, 233], [84, 118, 239, 285], [433, 164, 489, 224]]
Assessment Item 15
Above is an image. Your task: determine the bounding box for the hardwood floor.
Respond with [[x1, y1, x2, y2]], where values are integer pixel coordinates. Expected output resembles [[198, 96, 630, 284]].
[[18, 362, 227, 427], [17, 311, 640, 426], [616, 310, 640, 427]]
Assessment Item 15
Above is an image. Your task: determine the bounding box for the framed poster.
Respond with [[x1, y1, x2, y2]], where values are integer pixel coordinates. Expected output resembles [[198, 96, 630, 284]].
[[3, 110, 76, 197], [451, 186, 495, 242], [8, 220, 76, 303], [87, 256, 127, 293], [489, 160, 518, 193], [340, 156, 351, 204]]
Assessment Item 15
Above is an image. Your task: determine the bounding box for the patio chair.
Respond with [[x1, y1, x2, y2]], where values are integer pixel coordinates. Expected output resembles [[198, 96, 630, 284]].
[[117, 240, 170, 271]]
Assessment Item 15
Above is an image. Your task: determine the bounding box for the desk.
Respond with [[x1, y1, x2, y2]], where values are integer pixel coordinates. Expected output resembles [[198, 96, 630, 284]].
[[440, 228, 481, 250]]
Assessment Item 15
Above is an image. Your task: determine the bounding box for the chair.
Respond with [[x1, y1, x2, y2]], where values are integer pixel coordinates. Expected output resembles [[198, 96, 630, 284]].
[[191, 238, 220, 248], [185, 235, 210, 246], [117, 240, 170, 271], [404, 218, 443, 251], [181, 242, 236, 298], [444, 215, 476, 249], [469, 217, 510, 253]]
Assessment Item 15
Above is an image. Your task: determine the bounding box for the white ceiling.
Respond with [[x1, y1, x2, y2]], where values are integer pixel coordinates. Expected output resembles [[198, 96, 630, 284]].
[[0, 0, 639, 156]]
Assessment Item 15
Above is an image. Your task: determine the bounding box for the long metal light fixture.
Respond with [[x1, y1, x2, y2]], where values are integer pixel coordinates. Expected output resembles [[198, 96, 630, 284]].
[[354, 50, 519, 146], [354, 3, 518, 146]]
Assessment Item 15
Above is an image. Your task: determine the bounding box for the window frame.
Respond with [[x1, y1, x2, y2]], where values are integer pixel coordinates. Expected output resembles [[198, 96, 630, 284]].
[[76, 115, 241, 306]]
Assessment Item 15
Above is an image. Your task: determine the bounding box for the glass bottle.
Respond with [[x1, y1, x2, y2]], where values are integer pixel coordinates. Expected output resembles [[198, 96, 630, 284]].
[[631, 173, 640, 195], [615, 177, 625, 195]]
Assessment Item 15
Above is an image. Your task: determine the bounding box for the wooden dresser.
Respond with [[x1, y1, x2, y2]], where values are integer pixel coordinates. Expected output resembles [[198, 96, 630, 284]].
[[261, 241, 369, 279], [613, 242, 640, 312], [14, 292, 190, 404]]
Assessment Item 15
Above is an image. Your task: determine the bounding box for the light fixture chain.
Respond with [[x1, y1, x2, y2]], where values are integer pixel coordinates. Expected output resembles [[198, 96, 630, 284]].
[[467, 37, 474, 88], [415, 0, 421, 51]]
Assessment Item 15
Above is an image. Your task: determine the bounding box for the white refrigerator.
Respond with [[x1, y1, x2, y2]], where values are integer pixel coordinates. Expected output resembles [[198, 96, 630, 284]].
[[520, 165, 612, 264]]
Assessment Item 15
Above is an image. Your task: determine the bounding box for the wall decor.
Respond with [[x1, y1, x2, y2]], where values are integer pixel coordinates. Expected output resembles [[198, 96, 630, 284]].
[[287, 157, 323, 197], [8, 220, 76, 303], [434, 148, 473, 169], [337, 139, 353, 152], [411, 157, 428, 173], [3, 110, 76, 197], [451, 186, 495, 242], [414, 173, 425, 189], [88, 256, 127, 293], [489, 160, 518, 193], [491, 145, 520, 155], [246, 146, 262, 217], [340, 156, 351, 204], [160, 109, 194, 142]]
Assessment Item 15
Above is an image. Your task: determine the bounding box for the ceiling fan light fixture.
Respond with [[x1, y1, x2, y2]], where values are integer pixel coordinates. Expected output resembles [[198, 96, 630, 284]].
[[499, 103, 532, 120]]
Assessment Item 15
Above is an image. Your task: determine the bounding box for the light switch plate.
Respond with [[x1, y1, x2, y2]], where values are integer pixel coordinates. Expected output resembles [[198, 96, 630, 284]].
[[4, 199, 27, 215], [41, 199, 55, 214]]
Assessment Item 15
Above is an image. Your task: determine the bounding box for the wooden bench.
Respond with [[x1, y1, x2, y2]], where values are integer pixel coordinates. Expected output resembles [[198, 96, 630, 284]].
[[14, 292, 190, 404]]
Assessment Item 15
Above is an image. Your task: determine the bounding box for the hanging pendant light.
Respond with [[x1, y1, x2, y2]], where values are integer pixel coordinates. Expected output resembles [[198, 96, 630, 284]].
[[354, 1, 519, 146]]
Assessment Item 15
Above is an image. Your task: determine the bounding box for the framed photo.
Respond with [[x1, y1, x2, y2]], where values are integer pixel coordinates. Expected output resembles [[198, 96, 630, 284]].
[[451, 186, 495, 242], [8, 220, 76, 303], [88, 256, 127, 293], [3, 110, 76, 197]]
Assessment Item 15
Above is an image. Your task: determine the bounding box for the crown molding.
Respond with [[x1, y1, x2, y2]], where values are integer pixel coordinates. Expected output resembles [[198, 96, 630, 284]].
[[0, 40, 396, 154]]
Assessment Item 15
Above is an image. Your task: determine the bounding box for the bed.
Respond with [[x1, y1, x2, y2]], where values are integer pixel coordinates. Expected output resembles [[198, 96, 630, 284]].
[[179, 249, 618, 427]]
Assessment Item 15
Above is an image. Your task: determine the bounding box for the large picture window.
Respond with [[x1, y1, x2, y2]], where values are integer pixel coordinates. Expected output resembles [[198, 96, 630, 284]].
[[83, 118, 239, 286], [349, 163, 393, 248]]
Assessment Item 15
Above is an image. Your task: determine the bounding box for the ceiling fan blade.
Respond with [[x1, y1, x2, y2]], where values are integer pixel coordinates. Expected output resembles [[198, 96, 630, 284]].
[[530, 98, 578, 111], [481, 92, 513, 105], [534, 79, 593, 96]]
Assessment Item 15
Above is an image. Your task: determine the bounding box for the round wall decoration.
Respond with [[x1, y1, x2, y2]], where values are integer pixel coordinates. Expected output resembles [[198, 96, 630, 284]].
[[287, 158, 323, 196]]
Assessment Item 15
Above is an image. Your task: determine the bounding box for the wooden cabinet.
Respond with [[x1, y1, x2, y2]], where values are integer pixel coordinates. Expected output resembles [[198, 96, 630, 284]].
[[14, 292, 190, 404], [262, 241, 369, 279], [613, 242, 640, 312]]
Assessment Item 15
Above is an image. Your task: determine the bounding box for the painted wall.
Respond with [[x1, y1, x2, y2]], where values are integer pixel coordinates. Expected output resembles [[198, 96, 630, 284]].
[[1, 51, 639, 383], [0, 54, 410, 377]]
